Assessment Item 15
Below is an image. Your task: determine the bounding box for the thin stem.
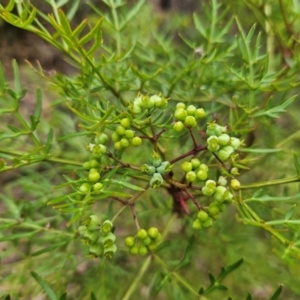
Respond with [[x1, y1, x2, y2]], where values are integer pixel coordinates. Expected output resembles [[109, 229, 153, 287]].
[[130, 204, 140, 230], [183, 189, 202, 210]]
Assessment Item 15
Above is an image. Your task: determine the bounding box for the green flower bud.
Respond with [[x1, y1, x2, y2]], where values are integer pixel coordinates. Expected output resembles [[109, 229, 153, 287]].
[[112, 132, 120, 142], [192, 219, 202, 230], [196, 169, 208, 181], [151, 151, 162, 167], [206, 122, 223, 137], [139, 245, 149, 256], [120, 118, 131, 129], [140, 95, 154, 109], [88, 170, 101, 182], [186, 105, 197, 116], [186, 171, 196, 182], [82, 230, 99, 245], [197, 210, 209, 222], [83, 161, 91, 170], [213, 186, 227, 202], [116, 125, 126, 136], [141, 164, 156, 175], [176, 102, 186, 109], [217, 146, 234, 161], [125, 129, 135, 139], [100, 220, 113, 235], [100, 232, 116, 248], [120, 138, 130, 148], [79, 182, 91, 194], [104, 244, 117, 259], [156, 161, 172, 175], [208, 203, 220, 216], [131, 136, 142, 146], [95, 133, 108, 145], [191, 158, 201, 169], [199, 164, 209, 172], [150, 172, 164, 188], [90, 159, 100, 168], [174, 108, 187, 121], [173, 121, 185, 132], [124, 236, 135, 248], [181, 161, 193, 173], [184, 115, 197, 127], [147, 227, 159, 239], [77, 225, 88, 237], [202, 217, 213, 228], [93, 182, 103, 191], [217, 134, 230, 146], [132, 102, 142, 114], [83, 215, 99, 230], [147, 241, 157, 251], [114, 141, 122, 151], [142, 236, 152, 246], [88, 243, 103, 258], [152, 95, 168, 108], [92, 144, 106, 158], [195, 108, 206, 119], [137, 229, 148, 240], [217, 176, 227, 186], [207, 136, 220, 152], [230, 167, 239, 176], [129, 245, 139, 255], [230, 137, 241, 150], [231, 179, 241, 190]]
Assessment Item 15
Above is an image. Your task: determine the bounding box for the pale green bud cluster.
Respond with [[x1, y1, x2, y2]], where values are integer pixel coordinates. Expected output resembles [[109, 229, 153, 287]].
[[141, 151, 173, 188], [112, 118, 142, 150], [206, 121, 243, 160], [181, 158, 209, 182], [130, 93, 168, 114], [77, 217, 117, 259], [173, 103, 206, 131], [124, 227, 162, 255]]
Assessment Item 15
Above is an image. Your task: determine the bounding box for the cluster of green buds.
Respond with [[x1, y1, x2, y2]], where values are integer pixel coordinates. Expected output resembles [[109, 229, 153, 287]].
[[112, 118, 142, 150], [124, 227, 162, 256], [206, 121, 243, 160], [141, 151, 172, 188], [130, 93, 168, 114], [181, 158, 209, 182], [193, 177, 235, 230], [173, 102, 206, 131], [77, 216, 117, 259]]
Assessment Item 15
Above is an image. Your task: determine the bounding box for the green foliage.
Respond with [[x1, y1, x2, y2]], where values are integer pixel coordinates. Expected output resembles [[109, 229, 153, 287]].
[[1, 0, 300, 299]]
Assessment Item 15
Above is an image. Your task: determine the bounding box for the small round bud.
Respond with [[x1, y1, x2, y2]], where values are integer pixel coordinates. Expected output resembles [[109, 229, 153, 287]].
[[195, 108, 206, 119], [116, 125, 126, 136], [112, 132, 120, 142], [217, 176, 227, 186], [202, 218, 213, 228], [125, 130, 135, 139], [114, 141, 122, 151], [196, 169, 208, 181], [181, 161, 193, 173], [137, 229, 148, 240], [100, 220, 113, 235], [186, 105, 197, 116], [217, 134, 230, 146], [124, 236, 135, 248], [150, 172, 164, 188], [79, 183, 91, 194], [231, 179, 241, 190], [147, 227, 159, 239], [95, 133, 108, 144], [89, 170, 100, 182], [186, 171, 196, 182], [120, 118, 131, 129], [139, 245, 149, 256], [217, 146, 234, 161], [120, 138, 130, 148], [130, 245, 139, 255], [173, 121, 184, 132], [176, 102, 186, 109], [174, 108, 187, 121], [191, 158, 201, 169], [104, 244, 117, 259], [131, 136, 142, 146], [192, 219, 202, 230], [197, 210, 209, 222], [93, 182, 103, 191], [184, 116, 197, 127]]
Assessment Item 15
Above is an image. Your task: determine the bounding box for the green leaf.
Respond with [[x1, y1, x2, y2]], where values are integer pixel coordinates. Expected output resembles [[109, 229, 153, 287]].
[[208, 272, 215, 285], [239, 148, 281, 154], [90, 292, 98, 300], [31, 272, 58, 300], [293, 153, 300, 176], [72, 19, 88, 38], [218, 258, 243, 281], [0, 230, 40, 242], [12, 59, 21, 96], [30, 88, 42, 131], [245, 193, 300, 203], [110, 179, 145, 191], [175, 236, 194, 270], [246, 294, 252, 300], [252, 96, 296, 118], [265, 219, 300, 225], [79, 18, 103, 46], [193, 13, 207, 39], [4, 295, 11, 300], [31, 240, 71, 256], [58, 9, 72, 35], [45, 128, 54, 154], [58, 293, 67, 300], [285, 205, 296, 220], [269, 285, 283, 300]]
